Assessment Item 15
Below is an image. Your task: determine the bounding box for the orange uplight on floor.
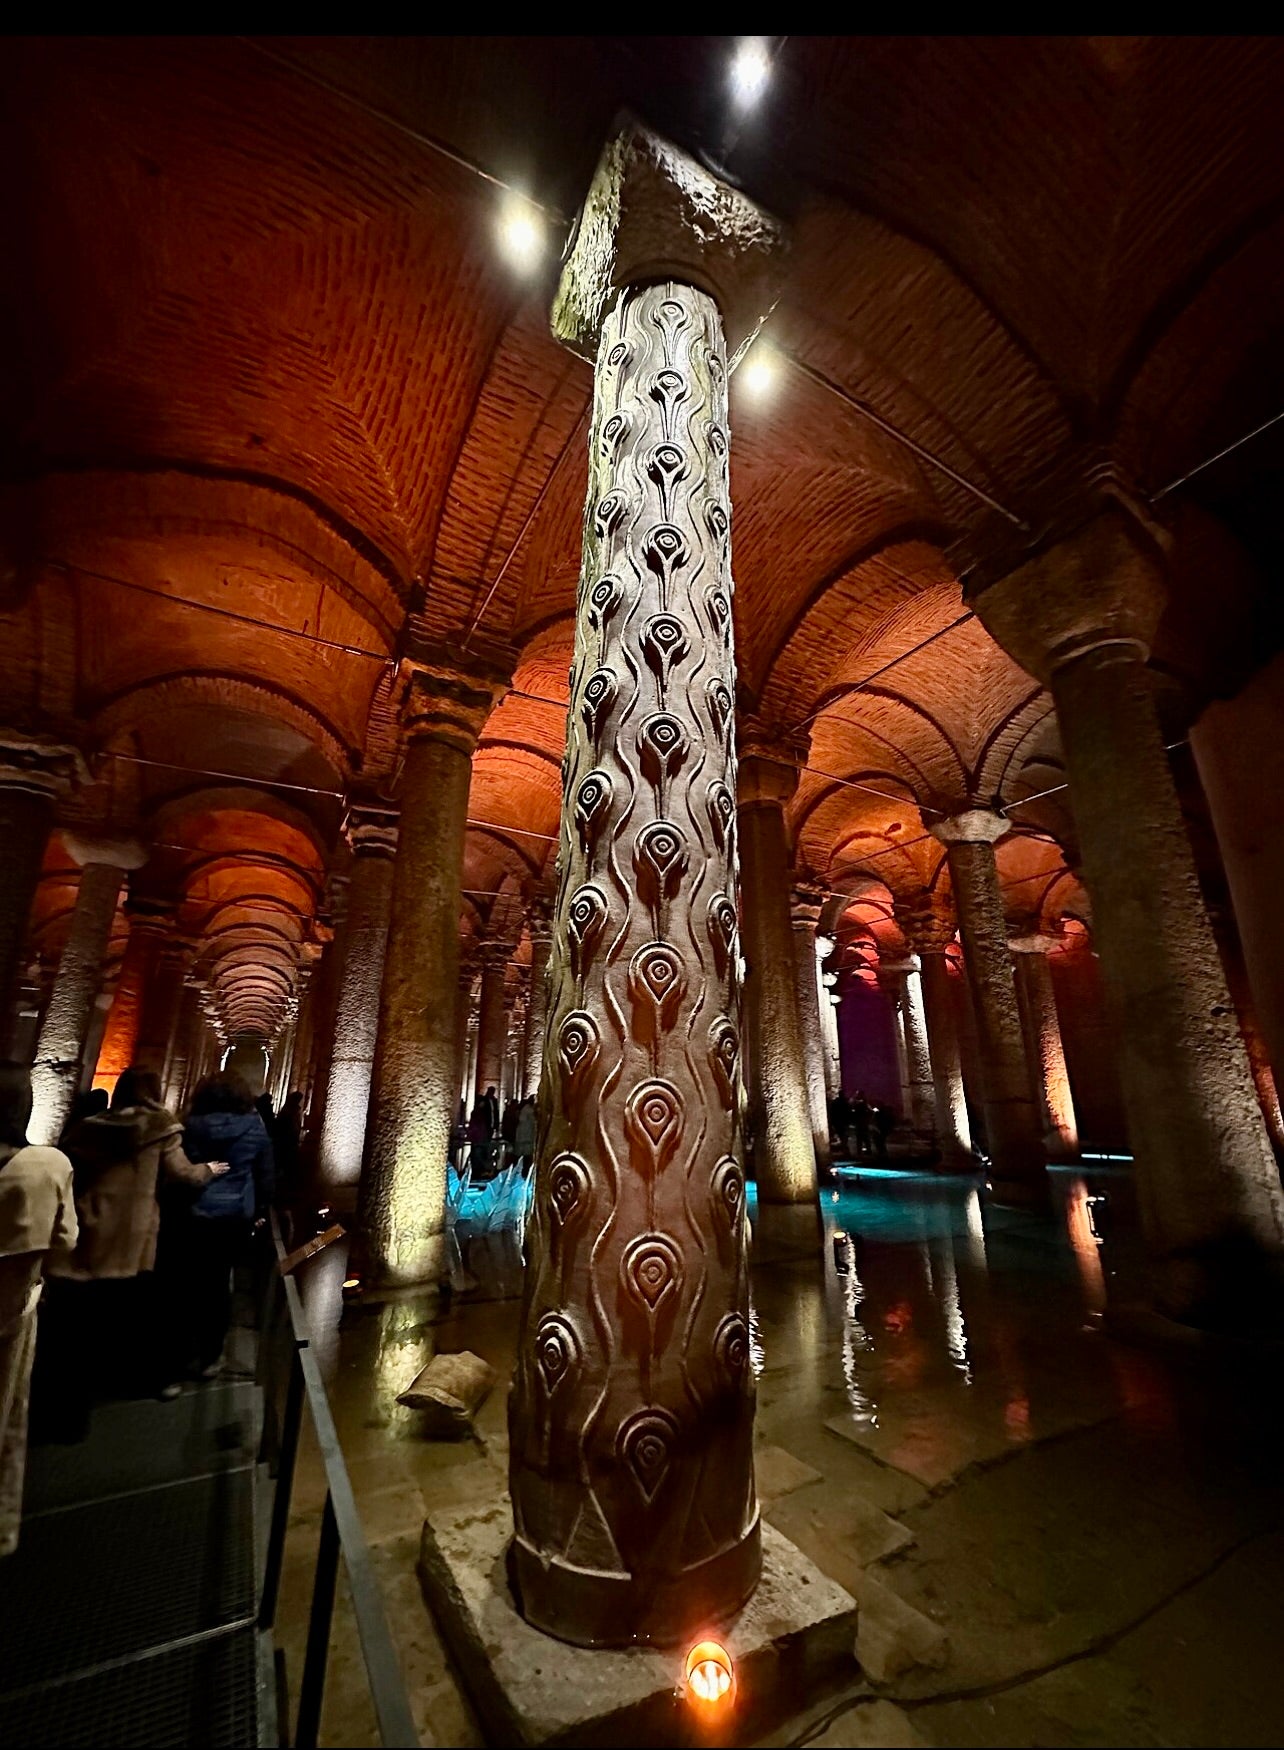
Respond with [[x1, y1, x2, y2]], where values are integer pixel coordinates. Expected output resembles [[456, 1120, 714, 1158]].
[[684, 1640, 734, 1707]]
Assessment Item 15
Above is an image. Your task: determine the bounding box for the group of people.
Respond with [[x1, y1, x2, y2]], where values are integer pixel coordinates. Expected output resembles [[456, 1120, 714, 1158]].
[[0, 1057, 284, 1557], [829, 1089, 897, 1160], [455, 1085, 537, 1179]]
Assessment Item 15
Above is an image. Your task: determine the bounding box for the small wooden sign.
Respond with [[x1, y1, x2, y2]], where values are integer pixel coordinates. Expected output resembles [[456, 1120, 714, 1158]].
[[278, 1222, 347, 1276]]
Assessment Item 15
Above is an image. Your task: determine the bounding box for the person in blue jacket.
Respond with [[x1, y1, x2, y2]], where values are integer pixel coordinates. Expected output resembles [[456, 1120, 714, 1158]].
[[156, 1070, 274, 1394]]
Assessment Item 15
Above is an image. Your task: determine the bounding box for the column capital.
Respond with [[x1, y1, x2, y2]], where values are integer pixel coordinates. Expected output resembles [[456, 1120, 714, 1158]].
[[0, 730, 89, 800], [929, 808, 1011, 847], [1009, 931, 1059, 955], [479, 936, 515, 972], [344, 798, 399, 859], [398, 645, 512, 758], [552, 116, 788, 363], [125, 896, 178, 940], [968, 501, 1168, 686], [737, 718, 810, 809], [790, 883, 827, 930], [61, 829, 147, 871], [895, 897, 957, 955]]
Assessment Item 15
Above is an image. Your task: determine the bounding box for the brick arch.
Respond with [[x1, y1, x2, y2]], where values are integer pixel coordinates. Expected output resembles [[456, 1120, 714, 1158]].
[[93, 673, 353, 777]]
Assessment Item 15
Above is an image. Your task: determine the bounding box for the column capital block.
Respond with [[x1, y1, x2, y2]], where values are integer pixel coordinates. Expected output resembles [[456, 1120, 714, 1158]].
[[929, 809, 1011, 847], [968, 500, 1169, 685], [344, 798, 399, 859], [737, 718, 810, 809], [61, 829, 148, 872], [552, 116, 788, 362], [895, 898, 957, 955], [480, 937, 515, 971], [0, 730, 90, 799], [398, 646, 512, 757], [790, 884, 827, 929]]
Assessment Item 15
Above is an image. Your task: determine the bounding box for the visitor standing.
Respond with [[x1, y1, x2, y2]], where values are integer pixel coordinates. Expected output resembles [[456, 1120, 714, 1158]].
[[157, 1071, 273, 1393], [0, 1064, 77, 1556]]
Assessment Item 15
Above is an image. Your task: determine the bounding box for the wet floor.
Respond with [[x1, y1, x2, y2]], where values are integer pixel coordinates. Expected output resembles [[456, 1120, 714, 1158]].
[[278, 1163, 1284, 1747]]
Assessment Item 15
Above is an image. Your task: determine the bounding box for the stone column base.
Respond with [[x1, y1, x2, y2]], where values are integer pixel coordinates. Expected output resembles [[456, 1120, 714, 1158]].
[[419, 1499, 856, 1748]]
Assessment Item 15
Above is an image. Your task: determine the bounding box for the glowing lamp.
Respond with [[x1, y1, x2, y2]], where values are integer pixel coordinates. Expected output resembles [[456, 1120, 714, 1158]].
[[685, 1640, 734, 1707], [729, 37, 771, 107], [736, 343, 777, 400], [498, 195, 544, 272]]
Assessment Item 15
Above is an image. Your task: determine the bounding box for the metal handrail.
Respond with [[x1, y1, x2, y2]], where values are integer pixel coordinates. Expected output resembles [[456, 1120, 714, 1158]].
[[258, 1214, 419, 1749]]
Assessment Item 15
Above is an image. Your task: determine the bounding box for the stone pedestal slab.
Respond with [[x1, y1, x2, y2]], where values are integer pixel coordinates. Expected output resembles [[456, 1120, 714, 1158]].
[[419, 1499, 856, 1748]]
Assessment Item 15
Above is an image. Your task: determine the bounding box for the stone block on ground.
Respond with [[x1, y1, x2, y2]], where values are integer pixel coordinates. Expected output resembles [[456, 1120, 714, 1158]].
[[398, 1350, 496, 1435], [855, 1572, 949, 1685], [756, 1442, 823, 1504]]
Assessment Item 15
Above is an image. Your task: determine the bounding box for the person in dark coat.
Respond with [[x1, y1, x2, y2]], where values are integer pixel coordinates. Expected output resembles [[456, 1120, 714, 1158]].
[[850, 1091, 871, 1158], [156, 1071, 273, 1391]]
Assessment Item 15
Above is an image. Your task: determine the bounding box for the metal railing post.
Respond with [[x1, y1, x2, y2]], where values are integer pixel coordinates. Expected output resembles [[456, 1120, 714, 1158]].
[[258, 1344, 305, 1633], [294, 1491, 340, 1750]]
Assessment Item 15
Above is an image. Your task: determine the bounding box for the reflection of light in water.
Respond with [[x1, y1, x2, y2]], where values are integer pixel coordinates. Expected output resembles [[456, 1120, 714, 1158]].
[[932, 1238, 973, 1383], [836, 1233, 878, 1425], [747, 1299, 765, 1379], [964, 1187, 987, 1265], [1063, 1174, 1107, 1316]]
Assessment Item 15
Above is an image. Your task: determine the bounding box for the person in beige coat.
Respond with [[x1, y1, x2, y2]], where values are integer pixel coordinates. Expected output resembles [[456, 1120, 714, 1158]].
[[0, 1063, 78, 1556], [37, 1067, 225, 1431]]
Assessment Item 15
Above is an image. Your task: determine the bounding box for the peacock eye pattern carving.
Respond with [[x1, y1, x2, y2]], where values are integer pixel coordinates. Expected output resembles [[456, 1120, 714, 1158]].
[[509, 279, 759, 1642]]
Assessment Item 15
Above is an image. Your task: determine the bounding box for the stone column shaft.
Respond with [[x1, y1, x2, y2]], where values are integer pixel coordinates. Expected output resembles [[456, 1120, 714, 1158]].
[[358, 665, 503, 1286], [317, 810, 397, 1197], [522, 927, 553, 1099], [932, 816, 1045, 1197], [975, 507, 1284, 1315], [29, 853, 131, 1142], [790, 896, 831, 1166], [818, 949, 842, 1100], [918, 951, 973, 1160], [1011, 940, 1079, 1160], [0, 738, 81, 1050], [510, 130, 782, 1646], [887, 960, 934, 1134], [133, 926, 189, 1082], [475, 945, 510, 1102], [739, 777, 820, 1203]]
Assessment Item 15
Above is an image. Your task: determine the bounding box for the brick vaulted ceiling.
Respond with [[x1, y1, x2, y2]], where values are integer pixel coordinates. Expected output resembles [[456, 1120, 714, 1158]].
[[3, 36, 1283, 1034]]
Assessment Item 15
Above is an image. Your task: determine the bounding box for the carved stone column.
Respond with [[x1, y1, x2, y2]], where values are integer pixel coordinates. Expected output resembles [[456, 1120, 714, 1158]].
[[316, 803, 397, 1197], [474, 939, 512, 1104], [900, 907, 973, 1162], [0, 734, 84, 1050], [883, 957, 935, 1134], [509, 122, 784, 1646], [358, 659, 507, 1287], [1010, 931, 1079, 1160], [28, 835, 141, 1143], [739, 729, 820, 1203], [928, 811, 1046, 1200], [521, 905, 553, 1099], [299, 876, 347, 1166], [790, 887, 831, 1166], [974, 506, 1284, 1316]]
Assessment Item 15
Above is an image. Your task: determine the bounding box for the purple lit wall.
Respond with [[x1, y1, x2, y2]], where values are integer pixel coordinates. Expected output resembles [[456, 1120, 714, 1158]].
[[836, 974, 901, 1112]]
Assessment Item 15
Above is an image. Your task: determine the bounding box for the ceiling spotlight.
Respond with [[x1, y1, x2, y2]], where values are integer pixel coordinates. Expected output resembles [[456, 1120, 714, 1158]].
[[729, 37, 771, 108], [736, 343, 777, 400], [498, 195, 544, 272]]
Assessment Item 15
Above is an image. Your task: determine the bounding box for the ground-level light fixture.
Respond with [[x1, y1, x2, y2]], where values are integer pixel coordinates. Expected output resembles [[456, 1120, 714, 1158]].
[[729, 37, 771, 107], [684, 1639, 735, 1708]]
